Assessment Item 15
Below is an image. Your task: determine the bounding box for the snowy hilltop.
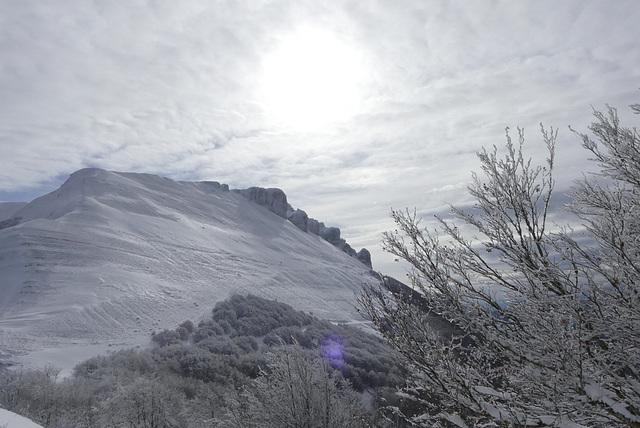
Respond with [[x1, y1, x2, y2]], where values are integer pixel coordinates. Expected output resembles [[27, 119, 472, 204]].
[[0, 168, 379, 373]]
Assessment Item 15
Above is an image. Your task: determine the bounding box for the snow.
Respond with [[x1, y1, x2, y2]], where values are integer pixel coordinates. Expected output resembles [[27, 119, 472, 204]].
[[441, 413, 468, 428], [0, 202, 26, 222], [0, 168, 379, 374], [474, 385, 514, 400], [585, 383, 640, 423], [0, 409, 44, 428], [537, 415, 588, 428]]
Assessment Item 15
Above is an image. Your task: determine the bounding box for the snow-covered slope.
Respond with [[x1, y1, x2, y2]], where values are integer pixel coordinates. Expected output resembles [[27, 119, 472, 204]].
[[0, 168, 378, 372], [0, 202, 27, 222], [0, 408, 44, 428]]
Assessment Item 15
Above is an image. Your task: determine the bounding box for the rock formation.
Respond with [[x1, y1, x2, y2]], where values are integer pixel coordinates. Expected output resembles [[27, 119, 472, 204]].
[[235, 186, 372, 268], [237, 187, 288, 218]]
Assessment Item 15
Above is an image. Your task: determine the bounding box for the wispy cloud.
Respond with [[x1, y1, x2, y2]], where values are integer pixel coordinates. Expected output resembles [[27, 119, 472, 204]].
[[1, 0, 639, 277]]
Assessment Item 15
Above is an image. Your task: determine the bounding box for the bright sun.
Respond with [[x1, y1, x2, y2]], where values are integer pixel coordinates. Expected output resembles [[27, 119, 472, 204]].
[[260, 28, 366, 130]]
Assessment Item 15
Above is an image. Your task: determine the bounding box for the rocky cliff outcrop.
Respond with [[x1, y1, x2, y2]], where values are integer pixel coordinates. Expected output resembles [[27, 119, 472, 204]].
[[201, 181, 229, 192], [288, 209, 309, 232], [237, 187, 288, 218], [357, 248, 372, 269], [235, 187, 372, 268]]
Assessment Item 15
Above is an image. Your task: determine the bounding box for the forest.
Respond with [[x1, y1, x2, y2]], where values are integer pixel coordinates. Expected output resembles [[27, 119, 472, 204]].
[[0, 294, 410, 427]]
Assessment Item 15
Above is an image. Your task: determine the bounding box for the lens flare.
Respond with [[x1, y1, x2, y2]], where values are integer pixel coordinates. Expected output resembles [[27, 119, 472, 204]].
[[321, 335, 346, 369]]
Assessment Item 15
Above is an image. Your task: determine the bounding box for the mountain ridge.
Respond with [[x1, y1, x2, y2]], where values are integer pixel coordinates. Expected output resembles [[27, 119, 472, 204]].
[[2, 168, 372, 267]]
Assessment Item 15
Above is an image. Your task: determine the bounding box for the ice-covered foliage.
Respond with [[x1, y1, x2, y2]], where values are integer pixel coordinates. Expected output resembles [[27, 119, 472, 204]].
[[226, 345, 373, 428], [1, 294, 404, 427], [359, 103, 640, 426]]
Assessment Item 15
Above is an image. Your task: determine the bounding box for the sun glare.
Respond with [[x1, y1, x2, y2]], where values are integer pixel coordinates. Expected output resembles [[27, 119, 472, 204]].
[[260, 28, 365, 130]]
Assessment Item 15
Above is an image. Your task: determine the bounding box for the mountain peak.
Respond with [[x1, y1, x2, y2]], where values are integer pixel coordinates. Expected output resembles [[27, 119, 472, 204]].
[[6, 169, 372, 268]]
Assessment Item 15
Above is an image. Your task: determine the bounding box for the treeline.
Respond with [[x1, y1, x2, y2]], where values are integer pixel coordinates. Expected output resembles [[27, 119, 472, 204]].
[[0, 294, 413, 427]]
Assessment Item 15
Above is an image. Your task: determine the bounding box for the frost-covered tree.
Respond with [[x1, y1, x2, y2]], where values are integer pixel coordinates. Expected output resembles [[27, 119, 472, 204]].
[[359, 103, 640, 427], [225, 344, 373, 428], [98, 378, 185, 428]]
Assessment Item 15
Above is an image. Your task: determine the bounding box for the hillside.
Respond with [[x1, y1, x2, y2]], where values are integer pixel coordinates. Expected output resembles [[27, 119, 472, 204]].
[[0, 168, 379, 372]]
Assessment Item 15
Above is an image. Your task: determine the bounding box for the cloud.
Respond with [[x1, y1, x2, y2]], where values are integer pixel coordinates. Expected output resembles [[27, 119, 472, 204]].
[[1, 0, 639, 278]]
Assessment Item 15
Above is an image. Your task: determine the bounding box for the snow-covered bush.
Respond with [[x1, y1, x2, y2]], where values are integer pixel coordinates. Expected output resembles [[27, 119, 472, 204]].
[[211, 294, 314, 337], [0, 366, 60, 425], [225, 344, 373, 428], [98, 378, 186, 428], [359, 103, 640, 426], [151, 328, 183, 346]]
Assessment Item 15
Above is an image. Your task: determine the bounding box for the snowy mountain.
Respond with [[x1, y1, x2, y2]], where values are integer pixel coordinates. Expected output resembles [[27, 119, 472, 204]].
[[0, 168, 379, 373]]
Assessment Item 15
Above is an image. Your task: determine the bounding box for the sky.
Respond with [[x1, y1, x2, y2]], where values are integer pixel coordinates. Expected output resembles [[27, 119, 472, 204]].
[[1, 0, 639, 278]]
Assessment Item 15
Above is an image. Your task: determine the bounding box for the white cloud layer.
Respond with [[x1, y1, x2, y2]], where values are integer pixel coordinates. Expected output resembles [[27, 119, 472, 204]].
[[2, 0, 639, 277]]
